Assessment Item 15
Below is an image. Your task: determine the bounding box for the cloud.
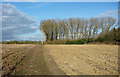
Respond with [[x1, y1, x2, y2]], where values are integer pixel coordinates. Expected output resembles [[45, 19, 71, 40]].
[[2, 0, 120, 2], [17, 31, 44, 41], [98, 10, 118, 19], [2, 3, 38, 41]]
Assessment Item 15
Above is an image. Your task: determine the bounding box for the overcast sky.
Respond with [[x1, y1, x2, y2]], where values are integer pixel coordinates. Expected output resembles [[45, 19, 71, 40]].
[[1, 2, 118, 41]]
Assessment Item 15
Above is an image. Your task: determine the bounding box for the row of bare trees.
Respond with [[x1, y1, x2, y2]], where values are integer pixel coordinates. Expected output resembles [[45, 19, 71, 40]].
[[40, 17, 117, 41]]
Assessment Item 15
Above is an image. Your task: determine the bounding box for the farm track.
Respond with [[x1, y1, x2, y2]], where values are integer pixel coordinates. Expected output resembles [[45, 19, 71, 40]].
[[16, 45, 65, 75], [2, 44, 65, 76]]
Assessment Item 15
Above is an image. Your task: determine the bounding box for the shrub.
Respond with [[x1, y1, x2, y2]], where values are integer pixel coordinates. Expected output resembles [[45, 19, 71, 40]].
[[54, 40, 67, 44], [97, 37, 105, 42], [46, 40, 67, 44], [66, 39, 85, 44], [87, 38, 94, 43], [66, 40, 73, 44], [77, 39, 85, 44]]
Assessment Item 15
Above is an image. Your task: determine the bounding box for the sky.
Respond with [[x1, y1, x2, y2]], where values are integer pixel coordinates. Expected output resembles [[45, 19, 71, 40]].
[[1, 2, 119, 41], [1, 0, 120, 2]]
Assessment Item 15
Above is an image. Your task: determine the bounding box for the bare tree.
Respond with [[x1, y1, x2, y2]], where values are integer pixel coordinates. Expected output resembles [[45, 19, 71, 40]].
[[106, 17, 116, 31], [88, 18, 94, 38], [58, 21, 63, 40], [94, 18, 99, 38], [84, 19, 88, 39], [69, 18, 74, 39], [81, 18, 85, 39], [100, 17, 105, 33], [40, 17, 117, 41], [62, 20, 66, 39], [73, 19, 77, 39], [65, 21, 69, 40]]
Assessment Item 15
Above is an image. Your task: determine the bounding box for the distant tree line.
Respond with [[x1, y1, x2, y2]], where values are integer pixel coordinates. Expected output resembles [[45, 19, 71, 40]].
[[40, 17, 118, 42], [1, 41, 42, 44]]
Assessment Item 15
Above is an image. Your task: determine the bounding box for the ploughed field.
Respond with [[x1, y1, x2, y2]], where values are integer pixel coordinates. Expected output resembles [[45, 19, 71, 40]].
[[2, 44, 37, 75], [1, 44, 119, 75]]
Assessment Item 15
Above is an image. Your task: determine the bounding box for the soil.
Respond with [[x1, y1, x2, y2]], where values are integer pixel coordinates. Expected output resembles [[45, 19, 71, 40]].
[[1, 44, 119, 75]]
